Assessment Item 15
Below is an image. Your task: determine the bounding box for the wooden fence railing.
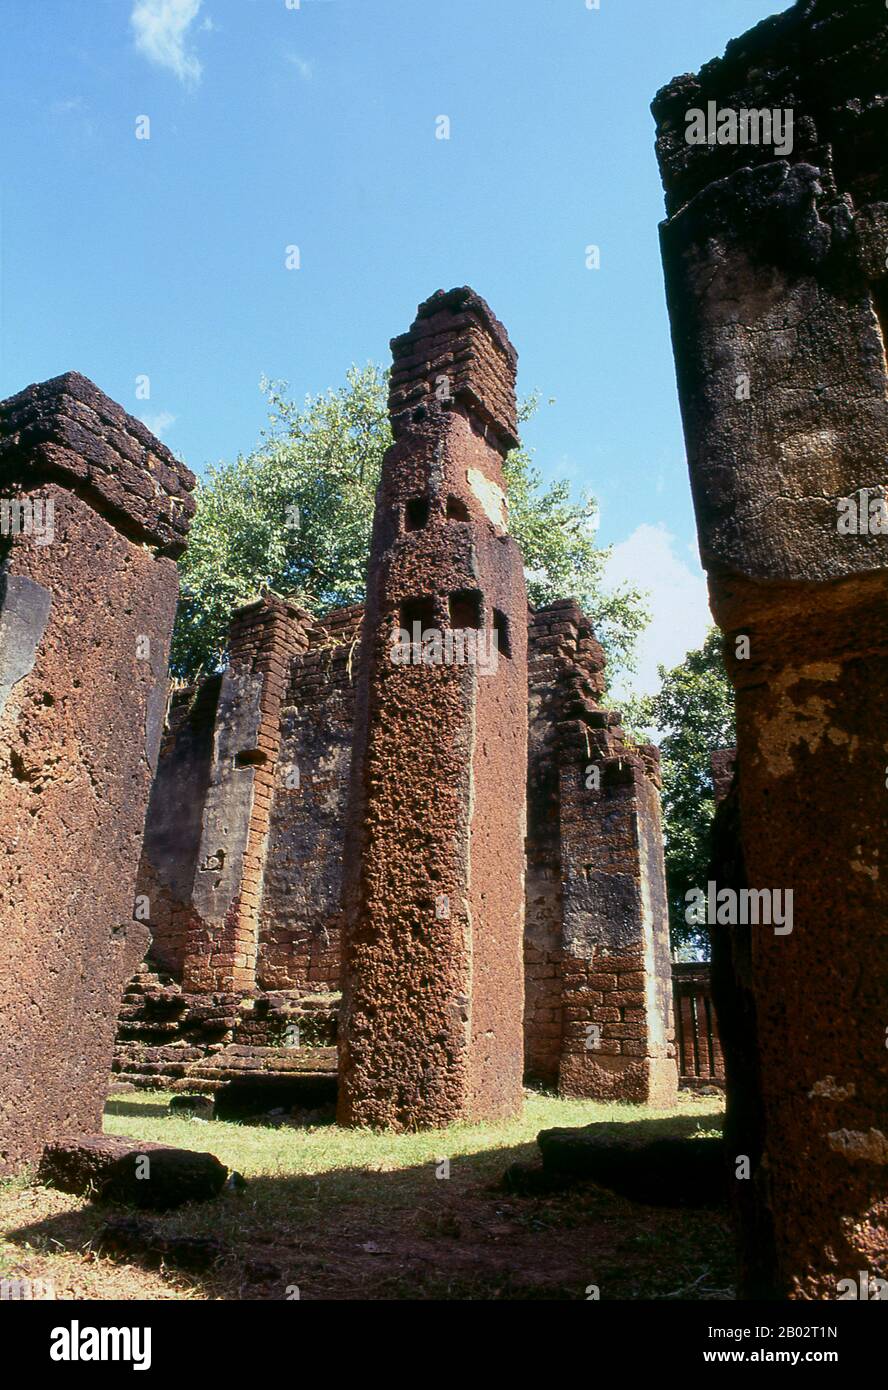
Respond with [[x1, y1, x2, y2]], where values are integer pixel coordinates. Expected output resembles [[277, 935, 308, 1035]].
[[672, 962, 725, 1087]]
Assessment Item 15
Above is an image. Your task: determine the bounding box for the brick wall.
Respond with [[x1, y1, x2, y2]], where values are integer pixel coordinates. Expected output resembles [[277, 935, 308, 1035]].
[[133, 593, 675, 1106], [136, 677, 221, 977], [524, 601, 607, 1082], [181, 594, 311, 993], [526, 600, 676, 1105], [256, 606, 363, 990]]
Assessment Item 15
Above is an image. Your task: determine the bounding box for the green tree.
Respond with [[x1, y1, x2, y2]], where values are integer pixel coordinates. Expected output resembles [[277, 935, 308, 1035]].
[[634, 629, 736, 957], [505, 396, 650, 680], [171, 368, 650, 682]]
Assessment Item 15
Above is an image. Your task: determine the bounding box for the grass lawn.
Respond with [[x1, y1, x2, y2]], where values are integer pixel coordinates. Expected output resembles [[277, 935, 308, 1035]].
[[0, 1087, 731, 1301]]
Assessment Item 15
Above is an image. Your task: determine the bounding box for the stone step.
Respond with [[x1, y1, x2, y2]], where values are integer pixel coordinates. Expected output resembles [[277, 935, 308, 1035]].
[[183, 1045, 337, 1078], [109, 1072, 167, 1091], [117, 1022, 187, 1038], [112, 1042, 337, 1093]]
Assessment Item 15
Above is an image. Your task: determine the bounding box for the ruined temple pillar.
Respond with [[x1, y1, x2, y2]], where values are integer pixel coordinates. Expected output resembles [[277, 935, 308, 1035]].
[[654, 0, 888, 1296], [338, 287, 528, 1129], [181, 594, 310, 993], [0, 371, 195, 1173], [524, 603, 676, 1103], [557, 712, 677, 1106]]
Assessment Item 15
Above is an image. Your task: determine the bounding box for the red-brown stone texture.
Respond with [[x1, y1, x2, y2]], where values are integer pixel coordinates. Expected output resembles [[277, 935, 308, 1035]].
[[109, 300, 676, 1113], [710, 749, 736, 809], [654, 0, 888, 1296], [525, 602, 676, 1105], [0, 371, 195, 1174], [120, 298, 677, 1112], [134, 600, 359, 1001], [180, 594, 311, 994], [121, 593, 678, 1106], [338, 288, 529, 1129], [257, 604, 363, 991], [136, 675, 223, 979]]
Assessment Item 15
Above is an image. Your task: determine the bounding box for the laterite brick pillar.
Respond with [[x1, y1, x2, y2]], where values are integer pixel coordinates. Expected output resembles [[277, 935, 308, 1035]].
[[338, 287, 528, 1129], [0, 371, 195, 1172], [182, 594, 310, 993], [654, 0, 888, 1296]]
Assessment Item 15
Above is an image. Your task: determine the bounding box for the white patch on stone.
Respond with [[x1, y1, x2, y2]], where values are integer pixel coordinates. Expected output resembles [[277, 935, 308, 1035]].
[[756, 663, 841, 777], [467, 468, 507, 531]]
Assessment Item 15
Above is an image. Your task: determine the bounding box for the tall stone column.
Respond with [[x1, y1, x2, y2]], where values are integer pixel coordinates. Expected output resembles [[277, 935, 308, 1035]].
[[0, 371, 195, 1173], [524, 601, 676, 1104], [181, 594, 310, 993], [557, 700, 676, 1107], [654, 0, 888, 1296], [339, 287, 528, 1129]]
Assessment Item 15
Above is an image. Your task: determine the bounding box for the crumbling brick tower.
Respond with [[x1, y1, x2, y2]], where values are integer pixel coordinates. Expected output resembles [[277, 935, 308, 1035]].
[[338, 288, 528, 1129], [179, 594, 310, 994], [525, 605, 676, 1105], [654, 0, 888, 1296], [0, 372, 194, 1173]]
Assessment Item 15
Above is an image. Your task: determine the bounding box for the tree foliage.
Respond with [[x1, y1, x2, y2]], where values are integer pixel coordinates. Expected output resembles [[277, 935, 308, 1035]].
[[634, 629, 736, 957], [171, 368, 650, 683]]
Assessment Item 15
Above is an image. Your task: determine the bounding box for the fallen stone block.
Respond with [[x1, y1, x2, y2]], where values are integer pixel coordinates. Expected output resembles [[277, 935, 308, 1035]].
[[169, 1094, 214, 1120], [537, 1125, 726, 1207], [38, 1135, 227, 1210]]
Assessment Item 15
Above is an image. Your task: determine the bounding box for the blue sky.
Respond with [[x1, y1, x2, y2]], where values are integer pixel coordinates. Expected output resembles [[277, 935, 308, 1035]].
[[0, 0, 783, 693]]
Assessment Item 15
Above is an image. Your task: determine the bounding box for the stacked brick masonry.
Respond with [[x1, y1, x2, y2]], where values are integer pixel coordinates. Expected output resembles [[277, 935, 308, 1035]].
[[558, 785, 675, 1107], [529, 600, 676, 1105], [182, 596, 311, 993], [337, 445, 528, 1126], [113, 964, 337, 1092], [0, 371, 194, 557], [128, 597, 676, 1103], [256, 605, 363, 990], [523, 602, 606, 1082], [389, 286, 519, 451], [338, 287, 528, 1128], [673, 963, 726, 1086], [136, 677, 222, 978]]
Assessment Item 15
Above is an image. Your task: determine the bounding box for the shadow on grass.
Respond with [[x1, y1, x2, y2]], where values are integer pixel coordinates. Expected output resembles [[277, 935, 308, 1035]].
[[543, 1110, 723, 1144], [5, 1107, 732, 1301], [105, 1099, 172, 1120]]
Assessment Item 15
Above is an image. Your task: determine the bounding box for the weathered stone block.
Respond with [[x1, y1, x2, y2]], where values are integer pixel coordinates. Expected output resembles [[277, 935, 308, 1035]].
[[38, 1135, 227, 1209], [537, 1124, 726, 1207]]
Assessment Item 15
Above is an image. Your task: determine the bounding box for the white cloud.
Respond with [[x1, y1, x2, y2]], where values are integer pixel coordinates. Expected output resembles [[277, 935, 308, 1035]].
[[50, 97, 84, 116], [140, 411, 176, 438], [285, 52, 313, 80], [131, 0, 204, 86], [603, 522, 712, 701]]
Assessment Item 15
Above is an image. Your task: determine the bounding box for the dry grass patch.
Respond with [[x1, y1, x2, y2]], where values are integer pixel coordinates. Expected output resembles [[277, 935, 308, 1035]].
[[0, 1088, 730, 1301]]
